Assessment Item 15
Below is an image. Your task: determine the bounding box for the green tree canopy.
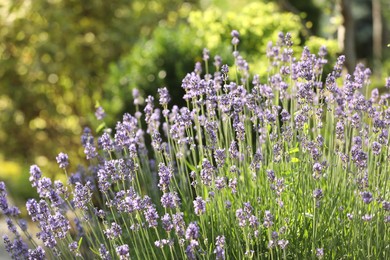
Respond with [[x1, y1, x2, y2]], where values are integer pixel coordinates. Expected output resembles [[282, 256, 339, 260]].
[[105, 1, 339, 116], [0, 0, 197, 199]]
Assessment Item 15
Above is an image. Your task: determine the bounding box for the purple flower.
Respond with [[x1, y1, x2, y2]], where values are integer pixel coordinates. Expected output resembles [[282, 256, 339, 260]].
[[379, 129, 388, 145], [333, 55, 345, 78], [26, 199, 39, 222], [47, 212, 71, 239], [214, 55, 222, 69], [97, 169, 110, 193], [158, 87, 171, 106], [215, 176, 226, 190], [36, 231, 56, 249], [203, 48, 210, 62], [84, 142, 98, 159], [116, 244, 129, 260], [313, 189, 323, 200], [172, 212, 186, 237], [221, 64, 229, 75], [3, 235, 12, 255], [5, 205, 20, 217], [104, 222, 122, 240], [278, 239, 289, 250], [234, 122, 245, 140], [157, 163, 173, 192], [294, 113, 307, 129], [48, 189, 64, 208], [372, 141, 381, 155], [95, 106, 106, 120], [6, 218, 17, 234], [161, 213, 173, 232], [383, 201, 390, 211], [280, 109, 291, 122], [81, 127, 93, 147], [243, 202, 253, 215], [132, 88, 143, 106], [19, 219, 27, 231], [248, 215, 259, 228], [251, 149, 263, 170], [360, 191, 373, 204], [74, 217, 84, 237], [200, 159, 214, 186], [231, 30, 240, 38], [28, 246, 46, 260], [313, 162, 322, 173], [0, 181, 6, 194], [214, 235, 226, 260], [352, 149, 368, 169], [72, 181, 93, 210], [225, 200, 232, 209], [185, 240, 199, 260], [144, 205, 159, 228], [214, 148, 226, 167], [268, 240, 276, 249], [231, 30, 240, 45], [98, 132, 114, 151], [54, 180, 68, 199], [229, 140, 239, 160], [335, 120, 344, 139], [362, 214, 373, 222], [155, 239, 174, 248], [68, 241, 79, 252], [37, 177, 52, 198], [316, 248, 324, 259], [267, 169, 275, 182], [7, 237, 29, 259], [160, 192, 180, 209], [193, 196, 206, 215], [0, 184, 9, 214], [29, 165, 42, 187], [0, 199, 8, 215], [311, 188, 322, 208], [99, 244, 112, 260], [228, 178, 237, 194], [185, 222, 200, 241], [263, 210, 274, 228], [385, 77, 390, 89], [236, 208, 246, 227], [56, 153, 69, 169], [151, 131, 162, 151]]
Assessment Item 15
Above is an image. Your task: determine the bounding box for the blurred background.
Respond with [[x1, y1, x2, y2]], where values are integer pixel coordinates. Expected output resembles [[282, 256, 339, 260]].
[[0, 0, 389, 205]]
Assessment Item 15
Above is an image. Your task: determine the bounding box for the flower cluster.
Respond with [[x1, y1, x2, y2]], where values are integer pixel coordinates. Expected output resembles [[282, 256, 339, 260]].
[[1, 30, 389, 260]]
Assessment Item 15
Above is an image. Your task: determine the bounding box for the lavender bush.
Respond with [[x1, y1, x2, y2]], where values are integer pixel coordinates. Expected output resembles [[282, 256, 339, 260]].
[[1, 31, 389, 259]]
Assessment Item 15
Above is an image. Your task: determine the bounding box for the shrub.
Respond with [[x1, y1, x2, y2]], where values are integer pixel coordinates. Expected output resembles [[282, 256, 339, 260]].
[[104, 2, 339, 120], [0, 0, 199, 192], [1, 31, 389, 260]]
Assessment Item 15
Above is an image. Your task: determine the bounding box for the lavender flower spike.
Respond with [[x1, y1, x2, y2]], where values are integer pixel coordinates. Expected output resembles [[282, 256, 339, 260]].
[[56, 152, 69, 169], [116, 244, 130, 260]]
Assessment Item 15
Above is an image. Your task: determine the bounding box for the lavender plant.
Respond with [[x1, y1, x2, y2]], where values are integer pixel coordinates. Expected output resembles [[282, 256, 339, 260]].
[[1, 31, 389, 260]]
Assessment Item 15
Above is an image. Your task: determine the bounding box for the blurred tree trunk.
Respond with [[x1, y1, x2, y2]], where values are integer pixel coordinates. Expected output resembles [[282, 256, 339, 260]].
[[372, 0, 382, 76], [340, 0, 356, 73]]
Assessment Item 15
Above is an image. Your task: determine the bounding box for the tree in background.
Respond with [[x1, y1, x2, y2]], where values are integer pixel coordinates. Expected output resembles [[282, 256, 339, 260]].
[[105, 1, 339, 118], [0, 0, 198, 200], [275, 0, 390, 75]]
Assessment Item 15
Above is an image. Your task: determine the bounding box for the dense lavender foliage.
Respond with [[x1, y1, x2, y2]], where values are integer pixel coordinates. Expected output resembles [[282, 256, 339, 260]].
[[1, 31, 389, 259]]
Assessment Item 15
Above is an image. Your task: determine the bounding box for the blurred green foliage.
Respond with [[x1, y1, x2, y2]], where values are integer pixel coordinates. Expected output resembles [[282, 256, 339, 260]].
[[105, 1, 339, 114], [0, 0, 198, 199]]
